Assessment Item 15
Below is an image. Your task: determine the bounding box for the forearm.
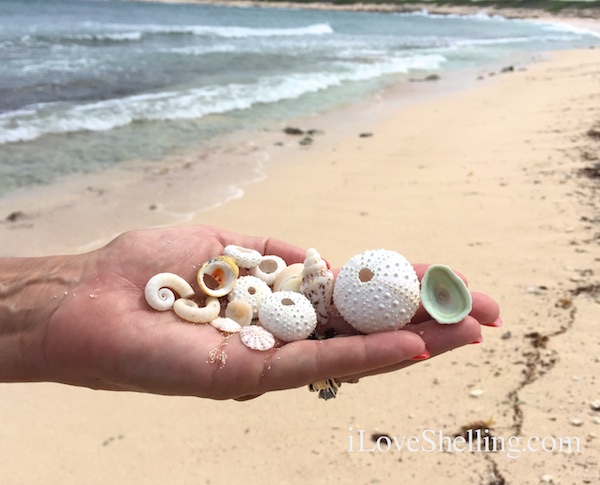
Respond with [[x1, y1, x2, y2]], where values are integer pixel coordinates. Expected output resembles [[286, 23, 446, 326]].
[[0, 255, 81, 382]]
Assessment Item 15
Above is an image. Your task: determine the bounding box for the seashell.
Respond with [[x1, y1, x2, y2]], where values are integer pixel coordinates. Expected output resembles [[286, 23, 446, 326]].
[[173, 297, 221, 324], [300, 248, 334, 325], [197, 255, 239, 297], [250, 255, 287, 287], [145, 272, 195, 311], [272, 263, 304, 293], [225, 299, 254, 327], [210, 317, 242, 333], [258, 291, 318, 342], [223, 245, 262, 269], [420, 264, 472, 324], [228, 275, 272, 319], [239, 325, 276, 351], [333, 249, 420, 334]]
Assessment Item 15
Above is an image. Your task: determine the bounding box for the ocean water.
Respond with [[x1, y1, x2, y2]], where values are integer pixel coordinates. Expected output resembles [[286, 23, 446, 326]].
[[1, 0, 599, 197]]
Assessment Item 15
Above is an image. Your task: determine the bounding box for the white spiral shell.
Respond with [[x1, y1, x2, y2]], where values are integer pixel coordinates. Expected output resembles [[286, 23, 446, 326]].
[[300, 248, 334, 325], [239, 325, 276, 351], [144, 273, 195, 311], [272, 263, 304, 293], [228, 275, 272, 319]]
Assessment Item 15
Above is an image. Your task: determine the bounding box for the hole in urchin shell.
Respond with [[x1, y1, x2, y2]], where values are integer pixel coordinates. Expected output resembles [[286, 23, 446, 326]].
[[281, 298, 295, 306], [259, 259, 278, 274], [359, 268, 374, 283], [247, 286, 257, 295]]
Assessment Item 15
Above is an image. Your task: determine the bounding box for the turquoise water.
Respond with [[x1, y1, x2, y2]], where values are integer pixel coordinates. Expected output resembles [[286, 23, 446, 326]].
[[1, 0, 599, 195]]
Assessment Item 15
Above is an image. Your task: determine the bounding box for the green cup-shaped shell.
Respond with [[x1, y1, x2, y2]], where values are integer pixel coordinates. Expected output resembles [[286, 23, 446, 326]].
[[420, 265, 472, 324]]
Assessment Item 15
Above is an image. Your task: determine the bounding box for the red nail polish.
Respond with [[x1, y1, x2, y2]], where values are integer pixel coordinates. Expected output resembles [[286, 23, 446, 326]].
[[471, 335, 483, 344], [411, 351, 430, 360]]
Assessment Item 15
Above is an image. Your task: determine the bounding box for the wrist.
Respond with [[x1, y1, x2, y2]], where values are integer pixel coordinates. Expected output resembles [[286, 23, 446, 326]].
[[0, 255, 83, 382]]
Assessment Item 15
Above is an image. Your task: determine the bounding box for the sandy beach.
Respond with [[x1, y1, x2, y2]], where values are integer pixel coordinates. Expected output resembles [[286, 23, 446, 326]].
[[1, 36, 600, 485]]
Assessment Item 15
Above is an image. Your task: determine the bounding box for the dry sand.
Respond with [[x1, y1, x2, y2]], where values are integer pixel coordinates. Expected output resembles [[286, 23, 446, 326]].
[[1, 47, 600, 484]]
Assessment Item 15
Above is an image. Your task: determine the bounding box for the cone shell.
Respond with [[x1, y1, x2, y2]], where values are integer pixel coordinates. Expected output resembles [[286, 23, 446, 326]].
[[250, 255, 287, 286], [420, 264, 472, 324], [272, 263, 304, 293], [223, 245, 262, 269], [240, 325, 276, 351], [210, 317, 242, 333], [258, 291, 318, 342], [333, 249, 420, 333], [228, 275, 272, 319], [300, 248, 334, 325], [197, 256, 239, 297]]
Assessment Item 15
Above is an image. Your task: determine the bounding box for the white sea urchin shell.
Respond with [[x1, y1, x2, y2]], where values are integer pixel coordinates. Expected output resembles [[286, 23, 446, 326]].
[[333, 249, 420, 333], [258, 291, 318, 342], [228, 275, 272, 319], [144, 273, 195, 311], [250, 255, 287, 286], [239, 325, 276, 351], [300, 248, 334, 325], [223, 245, 262, 269]]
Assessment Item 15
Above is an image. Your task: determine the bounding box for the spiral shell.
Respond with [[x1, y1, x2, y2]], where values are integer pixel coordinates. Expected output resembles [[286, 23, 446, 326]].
[[300, 248, 334, 325], [420, 264, 472, 324], [258, 291, 318, 342], [250, 255, 287, 286], [197, 256, 239, 297], [223, 245, 262, 269], [333, 249, 420, 333], [144, 273, 195, 311], [239, 325, 276, 351], [173, 297, 221, 324], [228, 275, 272, 319], [272, 263, 304, 293]]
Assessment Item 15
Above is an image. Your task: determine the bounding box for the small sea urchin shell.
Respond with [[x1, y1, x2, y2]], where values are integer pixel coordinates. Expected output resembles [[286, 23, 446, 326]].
[[420, 264, 472, 324], [210, 317, 242, 333], [272, 263, 304, 293], [258, 291, 318, 342], [239, 325, 276, 351], [300, 248, 334, 325], [197, 256, 239, 297], [250, 255, 287, 286], [223, 245, 262, 269], [144, 273, 195, 311], [333, 249, 420, 333], [228, 275, 272, 318], [173, 297, 221, 324]]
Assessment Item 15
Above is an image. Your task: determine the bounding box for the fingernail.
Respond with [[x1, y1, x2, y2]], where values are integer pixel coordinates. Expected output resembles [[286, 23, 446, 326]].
[[471, 335, 483, 344], [483, 316, 503, 327], [411, 350, 430, 360], [323, 258, 331, 269]]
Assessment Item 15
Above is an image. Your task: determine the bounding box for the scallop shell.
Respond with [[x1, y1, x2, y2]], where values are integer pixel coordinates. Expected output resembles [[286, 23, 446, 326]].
[[225, 299, 253, 327], [173, 297, 221, 324], [223, 245, 262, 269], [250, 255, 287, 286], [144, 273, 195, 311], [197, 256, 239, 297], [300, 248, 334, 325], [420, 264, 472, 324], [258, 291, 318, 342], [228, 275, 272, 319], [272, 263, 304, 293], [210, 317, 242, 333], [239, 325, 276, 351], [332, 249, 420, 333]]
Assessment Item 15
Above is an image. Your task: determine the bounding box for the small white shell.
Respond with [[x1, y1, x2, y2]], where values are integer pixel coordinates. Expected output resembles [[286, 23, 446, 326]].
[[333, 249, 420, 333], [258, 291, 318, 342], [225, 299, 254, 327], [420, 264, 472, 324], [228, 275, 272, 319], [145, 273, 195, 311], [239, 325, 276, 351], [197, 256, 239, 297], [272, 263, 304, 293], [173, 297, 221, 324], [223, 245, 262, 269], [210, 317, 242, 333], [300, 248, 334, 325], [250, 255, 287, 286]]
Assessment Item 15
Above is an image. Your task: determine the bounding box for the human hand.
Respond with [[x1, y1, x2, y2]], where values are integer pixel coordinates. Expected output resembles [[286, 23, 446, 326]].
[[1, 225, 500, 400]]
